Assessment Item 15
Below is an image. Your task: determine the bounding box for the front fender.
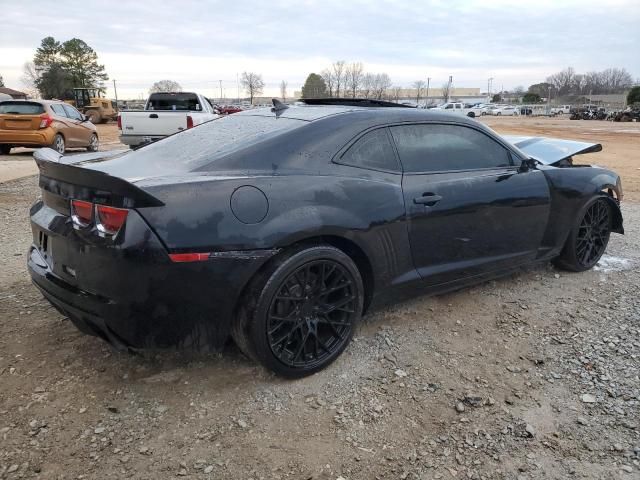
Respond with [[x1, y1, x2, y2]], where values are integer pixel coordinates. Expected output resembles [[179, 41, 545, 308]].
[[540, 166, 624, 252]]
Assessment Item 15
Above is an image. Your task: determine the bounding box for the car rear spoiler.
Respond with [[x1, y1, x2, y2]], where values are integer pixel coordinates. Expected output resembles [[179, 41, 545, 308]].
[[34, 148, 164, 208], [503, 136, 602, 166]]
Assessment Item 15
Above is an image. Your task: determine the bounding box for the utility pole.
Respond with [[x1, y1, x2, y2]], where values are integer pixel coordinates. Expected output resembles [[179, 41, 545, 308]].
[[112, 79, 119, 113], [488, 77, 493, 102], [447, 75, 453, 102], [236, 73, 240, 103], [219, 80, 223, 102]]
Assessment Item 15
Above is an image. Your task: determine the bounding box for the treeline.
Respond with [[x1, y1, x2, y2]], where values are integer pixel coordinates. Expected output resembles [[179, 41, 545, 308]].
[[545, 67, 634, 96], [302, 61, 393, 99]]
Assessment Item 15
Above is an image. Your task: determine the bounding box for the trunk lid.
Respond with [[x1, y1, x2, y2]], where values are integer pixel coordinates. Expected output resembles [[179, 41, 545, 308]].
[[34, 148, 164, 211]]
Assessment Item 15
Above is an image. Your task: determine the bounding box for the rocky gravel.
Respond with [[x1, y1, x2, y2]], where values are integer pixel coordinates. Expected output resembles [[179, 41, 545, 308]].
[[0, 174, 639, 479]]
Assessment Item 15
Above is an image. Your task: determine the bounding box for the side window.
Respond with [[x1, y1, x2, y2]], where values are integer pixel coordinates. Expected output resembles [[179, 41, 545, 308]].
[[339, 128, 399, 172], [390, 124, 512, 173], [62, 104, 83, 121], [50, 104, 67, 117]]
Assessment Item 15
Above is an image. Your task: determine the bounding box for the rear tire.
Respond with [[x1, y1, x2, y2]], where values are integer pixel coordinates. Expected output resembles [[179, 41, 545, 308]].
[[0, 145, 10, 155], [232, 245, 364, 378], [52, 134, 65, 154], [553, 197, 612, 272]]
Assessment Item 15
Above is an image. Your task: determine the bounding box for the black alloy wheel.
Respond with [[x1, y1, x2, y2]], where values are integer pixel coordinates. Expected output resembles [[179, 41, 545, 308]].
[[266, 259, 356, 369], [575, 199, 611, 267], [234, 245, 364, 377], [554, 197, 612, 272]]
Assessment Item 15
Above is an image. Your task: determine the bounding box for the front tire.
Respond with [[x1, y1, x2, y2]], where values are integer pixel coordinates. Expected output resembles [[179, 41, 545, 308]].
[[0, 145, 10, 155], [553, 197, 612, 272], [86, 110, 101, 124], [87, 134, 99, 152], [467, 112, 475, 118], [234, 246, 364, 378]]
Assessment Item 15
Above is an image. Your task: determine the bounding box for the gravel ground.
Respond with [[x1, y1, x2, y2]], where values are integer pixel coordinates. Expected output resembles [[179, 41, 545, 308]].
[[0, 123, 639, 479]]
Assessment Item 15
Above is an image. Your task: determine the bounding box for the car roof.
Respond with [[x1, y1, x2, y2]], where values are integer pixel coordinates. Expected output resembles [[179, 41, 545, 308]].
[[235, 104, 483, 126], [0, 99, 66, 105]]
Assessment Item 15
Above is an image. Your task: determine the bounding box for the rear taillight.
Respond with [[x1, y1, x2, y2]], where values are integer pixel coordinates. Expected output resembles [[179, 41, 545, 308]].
[[117, 114, 122, 130], [70, 200, 128, 236], [186, 115, 194, 129], [70, 199, 93, 228], [96, 205, 128, 236], [39, 114, 53, 129]]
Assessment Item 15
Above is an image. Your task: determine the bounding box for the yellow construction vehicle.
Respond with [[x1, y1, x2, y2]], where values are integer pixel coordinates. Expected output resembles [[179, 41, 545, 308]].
[[67, 88, 117, 124]]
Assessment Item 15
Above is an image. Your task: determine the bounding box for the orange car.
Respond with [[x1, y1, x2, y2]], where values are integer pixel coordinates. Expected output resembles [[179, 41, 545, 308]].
[[0, 100, 98, 155]]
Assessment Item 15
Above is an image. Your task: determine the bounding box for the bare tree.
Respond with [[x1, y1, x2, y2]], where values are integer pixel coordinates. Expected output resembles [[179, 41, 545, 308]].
[[21, 61, 40, 95], [360, 73, 374, 98], [332, 60, 346, 97], [240, 72, 265, 105], [391, 86, 402, 103], [441, 82, 452, 101], [320, 69, 334, 97], [345, 62, 364, 98], [280, 80, 288, 101], [149, 80, 182, 94], [372, 73, 392, 99], [546, 67, 576, 96], [412, 80, 426, 104]]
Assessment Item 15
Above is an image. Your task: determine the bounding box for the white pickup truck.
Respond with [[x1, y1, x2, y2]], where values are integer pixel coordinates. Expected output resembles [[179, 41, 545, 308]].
[[118, 92, 218, 148], [433, 102, 484, 118]]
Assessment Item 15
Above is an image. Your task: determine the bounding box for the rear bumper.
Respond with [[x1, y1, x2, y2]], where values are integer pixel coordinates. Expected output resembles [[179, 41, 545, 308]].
[[119, 134, 166, 147], [0, 129, 53, 147], [28, 201, 275, 351]]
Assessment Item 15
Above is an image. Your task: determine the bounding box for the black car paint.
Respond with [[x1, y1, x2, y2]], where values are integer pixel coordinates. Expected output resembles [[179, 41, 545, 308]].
[[28, 106, 624, 352]]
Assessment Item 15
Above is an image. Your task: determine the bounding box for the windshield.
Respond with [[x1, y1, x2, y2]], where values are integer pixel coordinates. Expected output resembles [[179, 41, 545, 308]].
[[147, 93, 202, 111], [0, 102, 45, 115], [84, 114, 306, 179]]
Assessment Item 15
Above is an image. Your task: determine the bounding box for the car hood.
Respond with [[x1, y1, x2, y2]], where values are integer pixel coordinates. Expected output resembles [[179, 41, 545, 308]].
[[504, 135, 602, 165]]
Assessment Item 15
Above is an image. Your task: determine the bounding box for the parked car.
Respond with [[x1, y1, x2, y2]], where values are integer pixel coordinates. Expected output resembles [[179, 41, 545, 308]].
[[28, 100, 623, 377], [0, 100, 98, 155], [216, 104, 244, 115], [551, 105, 572, 115], [494, 106, 520, 116], [433, 102, 483, 118], [117, 92, 218, 148], [483, 105, 502, 115]]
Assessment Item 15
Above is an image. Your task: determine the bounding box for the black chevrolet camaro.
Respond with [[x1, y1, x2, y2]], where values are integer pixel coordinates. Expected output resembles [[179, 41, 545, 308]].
[[28, 99, 624, 377]]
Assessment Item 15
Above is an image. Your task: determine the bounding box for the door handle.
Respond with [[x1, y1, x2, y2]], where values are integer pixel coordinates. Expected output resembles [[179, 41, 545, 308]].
[[413, 193, 443, 206], [149, 113, 158, 118]]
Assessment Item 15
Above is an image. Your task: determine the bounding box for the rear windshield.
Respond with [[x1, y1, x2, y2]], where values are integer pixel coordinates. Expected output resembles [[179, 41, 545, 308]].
[[86, 114, 306, 179], [0, 102, 45, 115], [147, 93, 201, 111]]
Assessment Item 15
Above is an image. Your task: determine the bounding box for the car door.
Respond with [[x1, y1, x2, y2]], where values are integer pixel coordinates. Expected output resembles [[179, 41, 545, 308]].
[[62, 104, 91, 146], [391, 123, 551, 286], [49, 103, 75, 144]]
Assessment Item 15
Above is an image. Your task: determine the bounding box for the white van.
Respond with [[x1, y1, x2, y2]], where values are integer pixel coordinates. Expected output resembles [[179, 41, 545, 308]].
[[551, 105, 571, 115]]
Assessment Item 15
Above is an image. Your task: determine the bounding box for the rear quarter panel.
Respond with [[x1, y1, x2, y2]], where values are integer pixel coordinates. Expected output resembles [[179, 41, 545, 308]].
[[139, 169, 415, 294]]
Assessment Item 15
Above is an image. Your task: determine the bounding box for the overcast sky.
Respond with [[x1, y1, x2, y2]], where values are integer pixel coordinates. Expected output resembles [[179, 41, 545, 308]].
[[1, 0, 638, 99]]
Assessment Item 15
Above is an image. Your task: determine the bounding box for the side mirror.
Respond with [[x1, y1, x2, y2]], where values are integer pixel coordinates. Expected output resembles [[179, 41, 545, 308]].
[[81, 115, 89, 122], [519, 158, 538, 173]]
